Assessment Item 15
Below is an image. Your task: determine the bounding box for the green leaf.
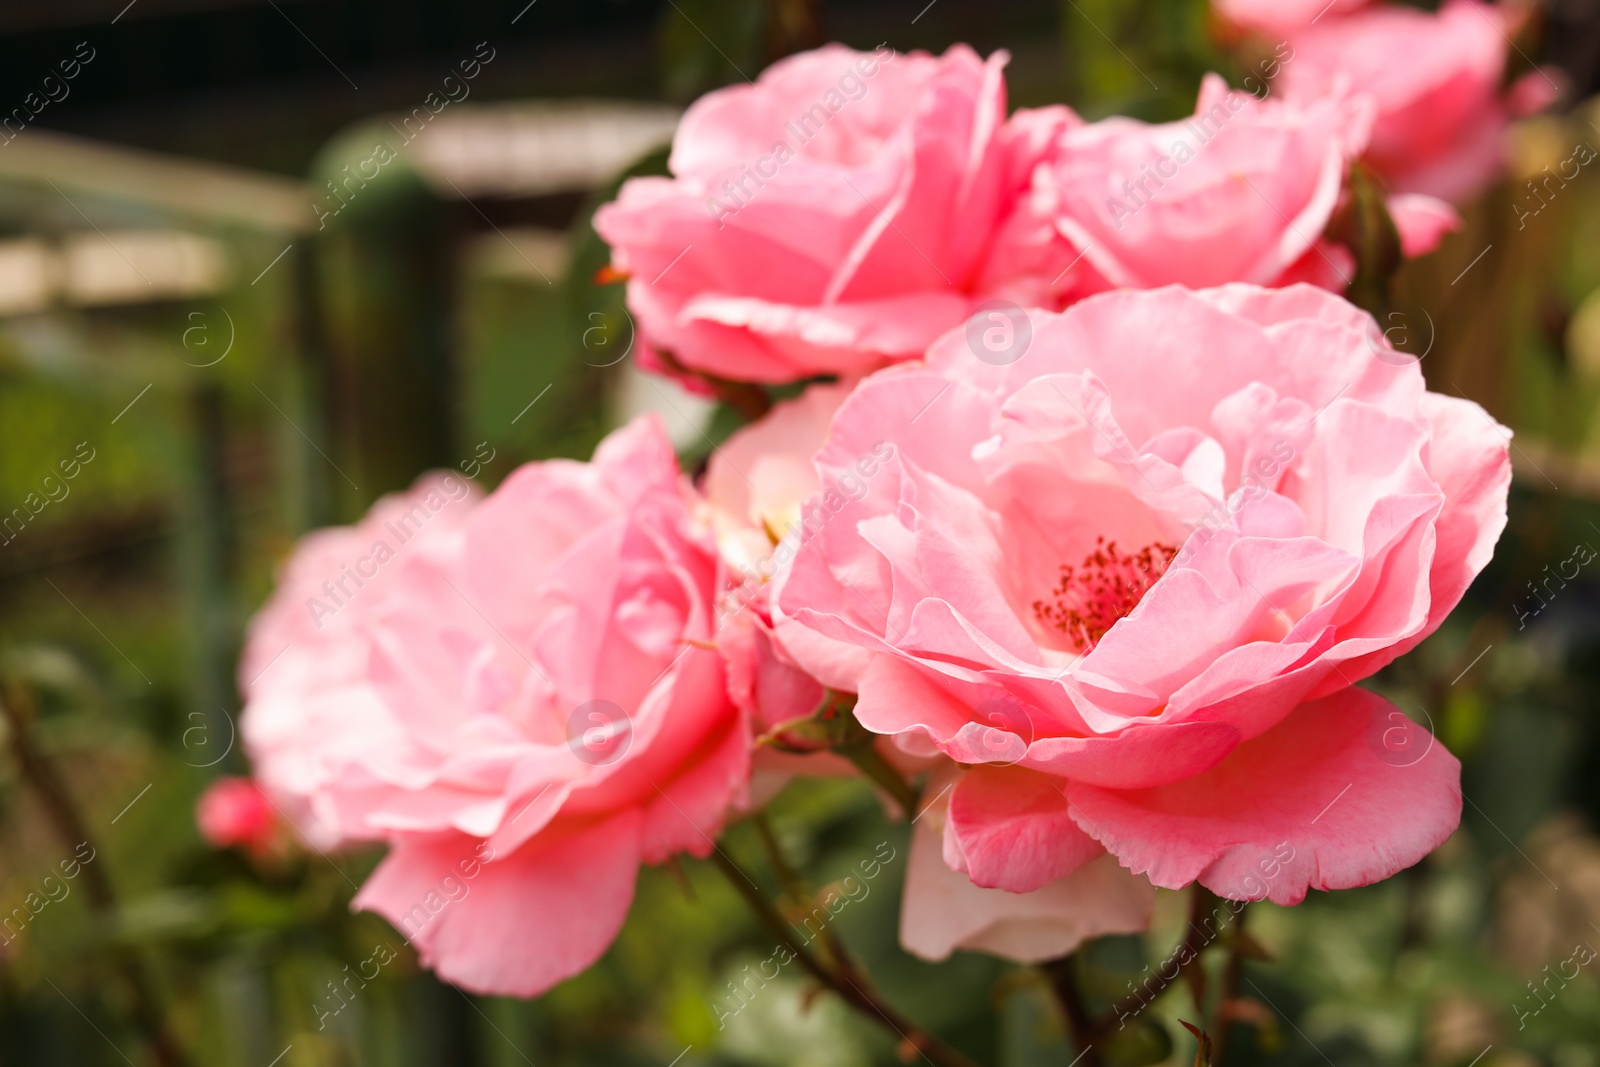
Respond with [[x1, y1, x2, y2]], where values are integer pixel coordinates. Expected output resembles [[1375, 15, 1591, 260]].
[[657, 0, 766, 100]]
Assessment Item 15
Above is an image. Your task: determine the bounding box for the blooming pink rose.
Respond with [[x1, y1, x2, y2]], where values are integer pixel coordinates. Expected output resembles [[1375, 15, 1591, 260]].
[[594, 44, 1021, 385], [1282, 0, 1558, 203], [240, 417, 748, 996], [196, 777, 279, 853], [774, 284, 1509, 903], [983, 76, 1376, 303], [1213, 0, 1371, 37]]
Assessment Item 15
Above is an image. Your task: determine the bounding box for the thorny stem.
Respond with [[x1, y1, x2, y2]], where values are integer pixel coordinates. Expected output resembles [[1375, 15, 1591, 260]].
[[751, 813, 806, 903], [1045, 887, 1235, 1061], [750, 813, 844, 970], [1042, 956, 1105, 1067], [1103, 886, 1222, 1030], [710, 847, 984, 1067], [751, 812, 873, 982], [1211, 903, 1251, 1067], [0, 680, 192, 1067]]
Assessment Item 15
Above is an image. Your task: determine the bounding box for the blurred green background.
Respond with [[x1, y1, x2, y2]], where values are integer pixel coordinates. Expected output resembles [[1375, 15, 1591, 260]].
[[2, 1, 1600, 1065]]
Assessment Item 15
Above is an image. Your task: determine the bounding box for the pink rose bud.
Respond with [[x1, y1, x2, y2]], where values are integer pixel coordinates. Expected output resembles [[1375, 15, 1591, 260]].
[[195, 777, 277, 853]]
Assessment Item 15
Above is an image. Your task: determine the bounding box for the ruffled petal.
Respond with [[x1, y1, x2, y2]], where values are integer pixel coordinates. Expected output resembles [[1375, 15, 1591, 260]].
[[354, 813, 643, 997], [1068, 687, 1461, 904]]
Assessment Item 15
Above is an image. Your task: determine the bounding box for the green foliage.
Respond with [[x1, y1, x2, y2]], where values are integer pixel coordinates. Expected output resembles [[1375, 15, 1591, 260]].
[[658, 0, 768, 101], [1058, 0, 1225, 120]]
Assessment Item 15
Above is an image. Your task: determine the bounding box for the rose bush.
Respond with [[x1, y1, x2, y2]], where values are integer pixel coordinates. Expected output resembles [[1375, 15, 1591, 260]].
[[773, 283, 1510, 903], [240, 417, 748, 996], [228, 31, 1527, 1051]]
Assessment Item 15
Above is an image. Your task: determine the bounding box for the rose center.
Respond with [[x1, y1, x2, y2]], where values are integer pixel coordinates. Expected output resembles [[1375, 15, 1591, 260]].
[[1033, 537, 1178, 652]]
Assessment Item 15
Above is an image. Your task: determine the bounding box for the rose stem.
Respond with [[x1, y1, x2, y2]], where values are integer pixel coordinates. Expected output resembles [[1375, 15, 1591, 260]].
[[1211, 901, 1252, 1066], [750, 813, 806, 900], [1042, 955, 1106, 1067], [749, 812, 842, 972], [709, 847, 985, 1067], [1110, 886, 1224, 1027], [841, 744, 920, 820], [1046, 885, 1231, 1060]]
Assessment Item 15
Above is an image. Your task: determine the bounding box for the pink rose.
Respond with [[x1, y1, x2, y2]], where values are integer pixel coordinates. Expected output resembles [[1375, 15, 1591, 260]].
[[594, 44, 1018, 385], [774, 285, 1509, 903], [1282, 0, 1557, 203], [1213, 0, 1372, 37], [196, 777, 278, 854], [240, 417, 748, 996], [984, 76, 1376, 303]]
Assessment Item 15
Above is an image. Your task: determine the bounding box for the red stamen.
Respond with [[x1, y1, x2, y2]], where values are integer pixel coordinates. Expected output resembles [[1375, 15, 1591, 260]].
[[1033, 537, 1178, 652]]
